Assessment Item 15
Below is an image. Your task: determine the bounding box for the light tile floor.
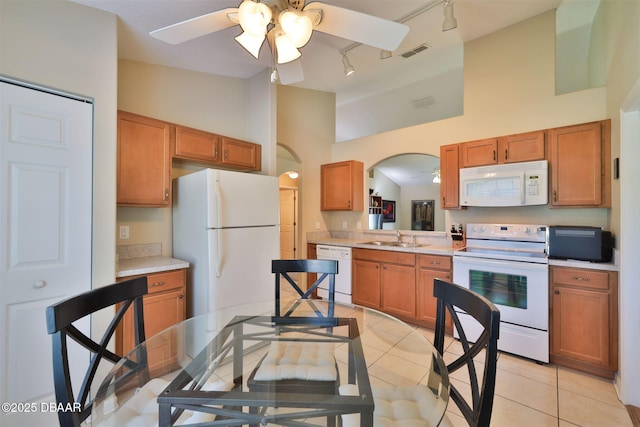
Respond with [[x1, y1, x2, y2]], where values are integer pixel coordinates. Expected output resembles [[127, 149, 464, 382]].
[[262, 286, 634, 426], [411, 325, 634, 427]]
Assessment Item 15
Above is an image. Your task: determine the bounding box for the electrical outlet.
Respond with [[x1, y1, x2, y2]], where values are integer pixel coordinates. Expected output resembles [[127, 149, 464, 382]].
[[119, 225, 130, 239], [356, 221, 362, 229], [342, 221, 348, 229]]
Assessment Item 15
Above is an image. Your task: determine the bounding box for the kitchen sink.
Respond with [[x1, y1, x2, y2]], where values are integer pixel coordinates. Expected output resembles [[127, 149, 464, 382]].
[[361, 241, 429, 248]]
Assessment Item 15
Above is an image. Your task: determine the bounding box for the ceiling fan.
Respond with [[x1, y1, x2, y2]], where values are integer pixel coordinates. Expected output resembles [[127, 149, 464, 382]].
[[149, 0, 410, 84]]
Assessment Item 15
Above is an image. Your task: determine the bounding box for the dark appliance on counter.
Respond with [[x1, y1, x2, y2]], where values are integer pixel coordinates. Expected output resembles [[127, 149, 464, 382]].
[[547, 226, 613, 262]]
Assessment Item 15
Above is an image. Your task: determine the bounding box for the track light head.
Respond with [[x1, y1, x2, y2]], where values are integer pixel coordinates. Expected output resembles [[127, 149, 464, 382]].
[[342, 54, 355, 76], [442, 0, 458, 31]]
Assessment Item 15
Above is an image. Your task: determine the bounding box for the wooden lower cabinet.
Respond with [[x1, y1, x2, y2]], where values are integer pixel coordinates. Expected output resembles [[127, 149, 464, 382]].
[[353, 248, 417, 312], [117, 269, 186, 376], [381, 263, 416, 318], [352, 248, 454, 326], [550, 266, 618, 379], [352, 258, 382, 309], [417, 255, 452, 331]]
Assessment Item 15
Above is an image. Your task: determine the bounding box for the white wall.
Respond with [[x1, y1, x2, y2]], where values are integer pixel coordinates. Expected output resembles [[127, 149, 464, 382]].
[[601, 0, 640, 407], [276, 85, 336, 254], [331, 10, 610, 234]]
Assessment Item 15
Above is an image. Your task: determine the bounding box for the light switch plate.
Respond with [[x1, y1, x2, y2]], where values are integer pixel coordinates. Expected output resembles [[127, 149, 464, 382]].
[[119, 225, 130, 239]]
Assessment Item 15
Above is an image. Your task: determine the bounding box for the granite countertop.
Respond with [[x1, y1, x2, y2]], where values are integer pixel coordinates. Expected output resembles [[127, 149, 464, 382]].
[[306, 233, 454, 256], [116, 243, 189, 278], [548, 257, 619, 272], [306, 232, 619, 270], [116, 256, 190, 278]]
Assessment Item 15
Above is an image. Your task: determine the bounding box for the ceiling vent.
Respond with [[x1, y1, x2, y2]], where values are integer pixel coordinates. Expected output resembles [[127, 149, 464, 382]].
[[400, 44, 430, 59]]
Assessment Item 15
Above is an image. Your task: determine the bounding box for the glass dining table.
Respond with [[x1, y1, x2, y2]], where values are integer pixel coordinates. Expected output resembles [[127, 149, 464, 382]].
[[92, 298, 449, 426]]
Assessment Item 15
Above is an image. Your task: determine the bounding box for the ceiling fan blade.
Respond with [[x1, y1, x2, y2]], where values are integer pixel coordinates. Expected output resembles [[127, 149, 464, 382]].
[[150, 8, 239, 45], [277, 60, 305, 85], [305, 2, 409, 51]]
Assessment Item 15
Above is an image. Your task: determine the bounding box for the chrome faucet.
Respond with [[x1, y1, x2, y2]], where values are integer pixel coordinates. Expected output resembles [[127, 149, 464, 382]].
[[397, 230, 402, 243]]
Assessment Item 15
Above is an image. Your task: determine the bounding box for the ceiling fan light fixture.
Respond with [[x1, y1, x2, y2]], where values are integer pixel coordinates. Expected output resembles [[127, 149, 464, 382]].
[[342, 54, 355, 76], [275, 31, 301, 64], [442, 0, 458, 31], [279, 10, 313, 48], [235, 31, 265, 58], [237, 0, 272, 36]]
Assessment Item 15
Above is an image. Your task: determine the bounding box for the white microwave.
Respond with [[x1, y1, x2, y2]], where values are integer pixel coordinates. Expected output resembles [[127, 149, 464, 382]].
[[460, 160, 548, 207]]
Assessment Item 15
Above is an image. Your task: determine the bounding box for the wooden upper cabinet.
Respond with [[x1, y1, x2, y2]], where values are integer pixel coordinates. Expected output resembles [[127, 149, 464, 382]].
[[461, 132, 545, 167], [460, 138, 499, 167], [549, 120, 610, 207], [117, 111, 171, 207], [173, 125, 220, 163], [499, 130, 545, 163], [321, 160, 364, 211], [440, 144, 461, 209], [220, 136, 261, 171]]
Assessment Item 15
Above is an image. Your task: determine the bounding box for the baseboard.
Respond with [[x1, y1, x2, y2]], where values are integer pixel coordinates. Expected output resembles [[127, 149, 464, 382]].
[[628, 405, 640, 427]]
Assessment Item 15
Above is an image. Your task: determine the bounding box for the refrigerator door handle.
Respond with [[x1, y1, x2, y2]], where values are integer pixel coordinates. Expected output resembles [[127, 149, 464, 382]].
[[215, 178, 223, 277], [215, 229, 223, 278]]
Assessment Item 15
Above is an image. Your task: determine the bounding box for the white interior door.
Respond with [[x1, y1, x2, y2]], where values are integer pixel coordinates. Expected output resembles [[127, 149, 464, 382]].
[[279, 188, 297, 259], [0, 80, 92, 426]]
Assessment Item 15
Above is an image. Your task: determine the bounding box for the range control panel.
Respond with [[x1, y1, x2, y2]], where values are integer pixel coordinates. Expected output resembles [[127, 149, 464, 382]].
[[466, 223, 547, 242]]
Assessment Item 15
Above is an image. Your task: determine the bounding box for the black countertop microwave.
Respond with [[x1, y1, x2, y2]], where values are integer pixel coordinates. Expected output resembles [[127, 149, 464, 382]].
[[547, 226, 613, 262]]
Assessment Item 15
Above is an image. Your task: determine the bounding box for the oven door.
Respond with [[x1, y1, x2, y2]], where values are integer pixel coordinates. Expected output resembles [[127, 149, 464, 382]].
[[453, 256, 548, 330]]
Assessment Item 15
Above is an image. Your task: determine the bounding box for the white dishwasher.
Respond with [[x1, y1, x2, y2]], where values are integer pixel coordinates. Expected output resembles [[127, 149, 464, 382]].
[[316, 245, 352, 303]]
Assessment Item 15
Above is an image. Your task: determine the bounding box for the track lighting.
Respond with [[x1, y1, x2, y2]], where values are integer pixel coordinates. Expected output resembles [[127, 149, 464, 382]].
[[340, 0, 458, 71], [342, 54, 355, 76], [380, 49, 392, 59], [442, 0, 458, 31]]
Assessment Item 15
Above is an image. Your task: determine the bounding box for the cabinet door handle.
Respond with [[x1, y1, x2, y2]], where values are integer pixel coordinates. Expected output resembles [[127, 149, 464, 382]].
[[505, 149, 508, 160], [164, 189, 169, 201], [223, 150, 228, 160], [572, 276, 590, 281], [554, 290, 560, 294], [150, 281, 165, 287], [430, 261, 440, 265], [179, 294, 184, 299], [493, 150, 496, 161], [553, 190, 557, 202]]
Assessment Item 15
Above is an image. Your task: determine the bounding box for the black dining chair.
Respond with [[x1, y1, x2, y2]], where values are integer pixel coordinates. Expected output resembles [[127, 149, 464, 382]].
[[46, 277, 161, 427], [433, 278, 501, 427], [273, 258, 339, 317], [247, 259, 341, 426], [340, 278, 500, 427]]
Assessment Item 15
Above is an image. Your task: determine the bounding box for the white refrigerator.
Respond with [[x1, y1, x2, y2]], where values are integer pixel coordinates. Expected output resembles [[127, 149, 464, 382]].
[[172, 168, 280, 317]]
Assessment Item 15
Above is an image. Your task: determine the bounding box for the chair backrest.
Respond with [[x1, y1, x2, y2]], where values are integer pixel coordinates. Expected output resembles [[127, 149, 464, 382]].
[[46, 277, 149, 427], [433, 279, 500, 427], [272, 259, 338, 316]]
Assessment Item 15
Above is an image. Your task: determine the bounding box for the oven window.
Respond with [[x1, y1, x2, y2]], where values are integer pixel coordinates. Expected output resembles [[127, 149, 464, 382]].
[[469, 269, 527, 309]]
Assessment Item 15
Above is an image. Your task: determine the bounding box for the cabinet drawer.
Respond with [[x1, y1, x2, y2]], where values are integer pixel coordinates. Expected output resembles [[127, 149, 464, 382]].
[[353, 248, 415, 266], [418, 255, 452, 271], [551, 267, 610, 290], [146, 270, 185, 294]]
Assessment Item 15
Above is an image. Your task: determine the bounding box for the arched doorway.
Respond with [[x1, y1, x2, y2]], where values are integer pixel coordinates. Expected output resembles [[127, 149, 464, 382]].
[[277, 145, 300, 260]]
